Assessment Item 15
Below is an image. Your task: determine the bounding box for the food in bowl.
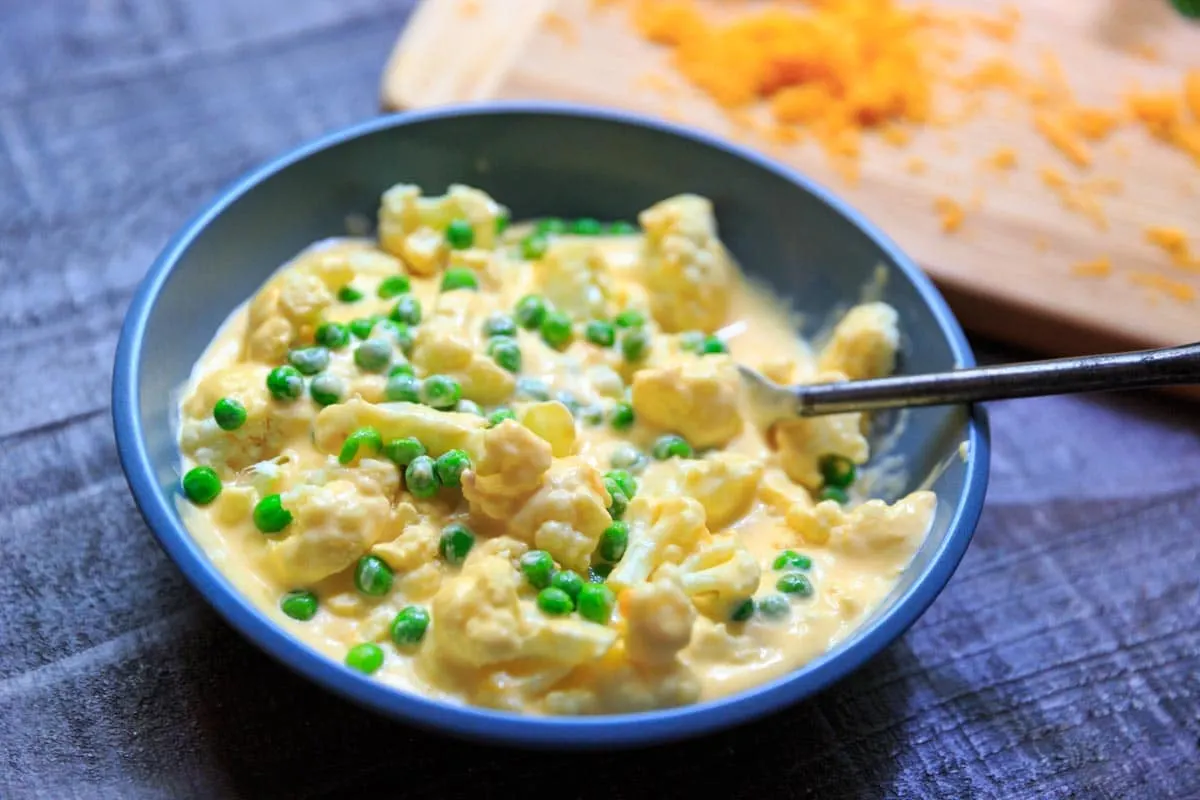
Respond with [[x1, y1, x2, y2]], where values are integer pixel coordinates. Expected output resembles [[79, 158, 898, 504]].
[[175, 184, 935, 715]]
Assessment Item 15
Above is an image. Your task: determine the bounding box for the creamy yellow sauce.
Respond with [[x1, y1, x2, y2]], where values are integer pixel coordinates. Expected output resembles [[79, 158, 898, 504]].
[[176, 186, 935, 715]]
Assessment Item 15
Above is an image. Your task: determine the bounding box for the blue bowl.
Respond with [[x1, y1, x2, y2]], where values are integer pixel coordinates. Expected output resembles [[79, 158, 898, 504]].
[[113, 102, 989, 749]]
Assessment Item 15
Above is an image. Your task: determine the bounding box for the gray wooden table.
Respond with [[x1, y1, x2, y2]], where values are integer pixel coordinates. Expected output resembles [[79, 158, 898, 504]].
[[3, 2, 1199, 797]]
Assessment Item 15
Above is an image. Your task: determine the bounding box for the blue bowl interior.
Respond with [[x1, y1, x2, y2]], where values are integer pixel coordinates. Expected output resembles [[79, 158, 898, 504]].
[[116, 104, 988, 748]]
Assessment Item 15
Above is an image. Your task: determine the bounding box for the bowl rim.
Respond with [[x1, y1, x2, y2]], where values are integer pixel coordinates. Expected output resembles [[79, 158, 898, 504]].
[[112, 100, 990, 749]]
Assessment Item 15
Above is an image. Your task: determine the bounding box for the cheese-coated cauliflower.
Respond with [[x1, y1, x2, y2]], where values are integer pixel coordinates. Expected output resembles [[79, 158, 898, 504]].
[[638, 194, 734, 333], [787, 491, 935, 556], [517, 401, 577, 457], [462, 420, 553, 521], [607, 496, 708, 590], [544, 648, 701, 714], [180, 364, 309, 471], [533, 238, 611, 318], [640, 453, 762, 530], [621, 572, 698, 667], [314, 399, 486, 460], [321, 456, 401, 498], [508, 459, 611, 573], [774, 410, 869, 490], [411, 299, 516, 404], [818, 302, 900, 381], [242, 251, 355, 362], [676, 534, 761, 615], [378, 183, 506, 275], [265, 480, 390, 584], [631, 354, 743, 449], [757, 468, 815, 515], [371, 518, 440, 573]]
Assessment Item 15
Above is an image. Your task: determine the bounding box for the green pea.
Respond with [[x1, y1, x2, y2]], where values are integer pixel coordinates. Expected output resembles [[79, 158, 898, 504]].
[[345, 643, 384, 674], [384, 374, 422, 403], [619, 327, 650, 362], [540, 311, 574, 350], [212, 397, 247, 431], [589, 563, 613, 583], [609, 401, 635, 431], [182, 466, 221, 505], [609, 444, 646, 472], [819, 454, 857, 489], [777, 573, 814, 597], [386, 323, 415, 356], [349, 316, 380, 340], [487, 336, 522, 373], [604, 469, 637, 499], [405, 455, 440, 499], [383, 436, 426, 467], [614, 309, 646, 328], [679, 331, 705, 353], [819, 486, 850, 505], [354, 555, 393, 596], [420, 374, 462, 409], [439, 522, 475, 566], [537, 587, 574, 616], [520, 550, 556, 589], [598, 520, 629, 562], [354, 338, 392, 373], [515, 377, 551, 401], [309, 374, 344, 407], [514, 294, 548, 329], [378, 275, 411, 299], [571, 217, 603, 235], [337, 285, 363, 303], [315, 322, 351, 349], [482, 313, 518, 338], [253, 493, 292, 534], [280, 590, 318, 621], [266, 365, 304, 401], [577, 583, 616, 624], [1172, 0, 1200, 19], [555, 390, 583, 417], [652, 434, 693, 460], [288, 346, 330, 375], [390, 606, 430, 646], [758, 594, 791, 619], [730, 598, 755, 622], [773, 550, 813, 571], [520, 234, 549, 260], [604, 480, 628, 519], [388, 362, 416, 378], [535, 218, 568, 235], [584, 319, 616, 347], [456, 398, 483, 415], [551, 570, 585, 601], [339, 426, 383, 465], [606, 220, 639, 235], [435, 449, 471, 487], [488, 408, 516, 426], [441, 266, 479, 291], [445, 218, 475, 250], [700, 335, 728, 355], [389, 295, 422, 326], [495, 210, 511, 235]]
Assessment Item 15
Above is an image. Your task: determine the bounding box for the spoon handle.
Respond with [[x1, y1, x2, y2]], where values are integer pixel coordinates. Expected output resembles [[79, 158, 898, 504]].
[[796, 342, 1200, 416]]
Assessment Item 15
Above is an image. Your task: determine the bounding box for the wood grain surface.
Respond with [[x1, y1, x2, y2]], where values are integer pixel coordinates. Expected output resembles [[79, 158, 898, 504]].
[[382, 0, 1200, 362], [2, 1, 1199, 798]]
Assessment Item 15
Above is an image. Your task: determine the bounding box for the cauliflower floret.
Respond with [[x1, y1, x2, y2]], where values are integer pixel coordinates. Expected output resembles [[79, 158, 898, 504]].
[[180, 364, 309, 471], [265, 479, 390, 584], [638, 194, 734, 333], [378, 183, 506, 275], [786, 491, 935, 556], [314, 398, 486, 459], [631, 354, 743, 448], [607, 496, 708, 590], [241, 252, 356, 363], [371, 517, 439, 573], [675, 534, 761, 618], [533, 238, 611, 318], [321, 457, 401, 498], [427, 554, 616, 669], [468, 535, 530, 564], [517, 401, 577, 457], [544, 646, 702, 714], [773, 409, 869, 491], [639, 453, 762, 530], [818, 302, 900, 381], [508, 458, 611, 572], [757, 468, 815, 515], [410, 295, 516, 404], [621, 571, 698, 667], [462, 420, 553, 521]]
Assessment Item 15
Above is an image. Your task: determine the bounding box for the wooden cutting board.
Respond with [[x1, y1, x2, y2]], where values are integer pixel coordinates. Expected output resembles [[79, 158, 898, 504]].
[[381, 0, 1200, 361]]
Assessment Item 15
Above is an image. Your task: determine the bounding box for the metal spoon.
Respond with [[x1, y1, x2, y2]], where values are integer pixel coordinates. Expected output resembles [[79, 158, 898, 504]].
[[738, 342, 1200, 425]]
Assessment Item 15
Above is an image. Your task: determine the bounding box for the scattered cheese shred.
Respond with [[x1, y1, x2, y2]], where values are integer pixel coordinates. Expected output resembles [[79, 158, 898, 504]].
[[934, 196, 965, 233], [1070, 257, 1112, 278], [984, 147, 1018, 171], [1129, 272, 1198, 303], [543, 11, 579, 44], [905, 156, 927, 175], [1144, 226, 1198, 269], [1187, 71, 1200, 122], [1034, 111, 1092, 167]]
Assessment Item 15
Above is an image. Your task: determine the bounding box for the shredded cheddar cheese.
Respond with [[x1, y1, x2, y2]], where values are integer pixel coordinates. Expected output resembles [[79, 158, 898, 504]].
[[1145, 226, 1198, 270], [1070, 257, 1112, 278], [934, 196, 965, 234], [1130, 272, 1198, 303]]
